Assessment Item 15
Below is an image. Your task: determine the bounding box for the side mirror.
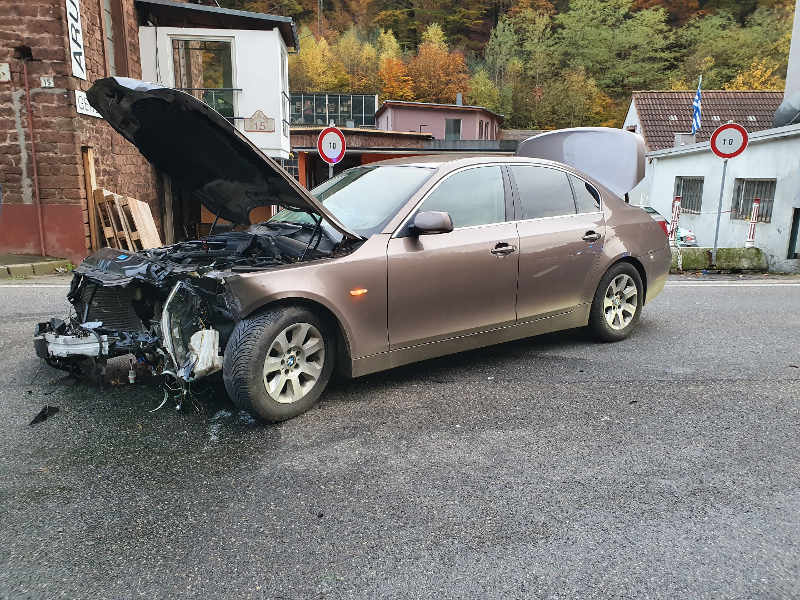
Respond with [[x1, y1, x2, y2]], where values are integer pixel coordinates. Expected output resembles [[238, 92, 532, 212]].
[[412, 211, 453, 235]]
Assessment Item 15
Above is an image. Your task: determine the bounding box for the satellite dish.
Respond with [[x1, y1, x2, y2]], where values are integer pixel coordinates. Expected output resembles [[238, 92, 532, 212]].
[[516, 127, 646, 197]]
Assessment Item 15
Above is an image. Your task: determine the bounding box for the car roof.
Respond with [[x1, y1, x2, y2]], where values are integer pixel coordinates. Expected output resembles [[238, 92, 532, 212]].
[[374, 154, 584, 171]]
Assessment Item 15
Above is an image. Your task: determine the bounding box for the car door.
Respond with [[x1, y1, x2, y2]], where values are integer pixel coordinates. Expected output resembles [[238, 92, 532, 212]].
[[387, 165, 519, 349], [511, 165, 606, 322]]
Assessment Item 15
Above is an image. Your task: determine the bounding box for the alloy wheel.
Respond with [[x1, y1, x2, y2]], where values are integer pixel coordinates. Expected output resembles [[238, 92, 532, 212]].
[[603, 274, 638, 331], [262, 322, 325, 404]]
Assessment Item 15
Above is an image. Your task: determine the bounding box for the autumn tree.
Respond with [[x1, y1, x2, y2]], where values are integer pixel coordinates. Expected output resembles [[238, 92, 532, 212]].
[[379, 57, 415, 99], [407, 24, 470, 103], [725, 58, 785, 90], [288, 27, 349, 90], [334, 29, 380, 91]]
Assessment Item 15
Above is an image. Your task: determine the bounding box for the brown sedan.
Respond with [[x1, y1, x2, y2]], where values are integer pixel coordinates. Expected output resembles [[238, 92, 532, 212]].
[[34, 78, 670, 422]]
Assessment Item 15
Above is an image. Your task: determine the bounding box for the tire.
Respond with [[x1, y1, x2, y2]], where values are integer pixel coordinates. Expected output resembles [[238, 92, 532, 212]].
[[588, 262, 643, 342], [223, 305, 335, 422]]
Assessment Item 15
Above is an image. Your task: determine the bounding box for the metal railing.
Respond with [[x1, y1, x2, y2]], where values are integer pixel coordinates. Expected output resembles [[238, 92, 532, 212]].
[[177, 87, 242, 123]]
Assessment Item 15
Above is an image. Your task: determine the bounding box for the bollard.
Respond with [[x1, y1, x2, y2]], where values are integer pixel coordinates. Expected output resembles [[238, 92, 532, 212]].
[[669, 196, 681, 247], [745, 198, 760, 248]]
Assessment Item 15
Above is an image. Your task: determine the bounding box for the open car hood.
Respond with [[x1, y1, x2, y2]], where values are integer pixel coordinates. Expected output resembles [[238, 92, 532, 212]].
[[86, 77, 361, 240]]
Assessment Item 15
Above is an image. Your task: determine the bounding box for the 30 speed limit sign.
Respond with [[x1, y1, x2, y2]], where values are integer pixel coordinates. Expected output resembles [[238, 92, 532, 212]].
[[710, 122, 748, 159], [317, 126, 346, 165]]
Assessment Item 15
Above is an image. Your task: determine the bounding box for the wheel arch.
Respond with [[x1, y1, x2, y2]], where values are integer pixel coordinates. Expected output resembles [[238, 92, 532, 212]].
[[611, 256, 648, 302], [243, 296, 355, 379]]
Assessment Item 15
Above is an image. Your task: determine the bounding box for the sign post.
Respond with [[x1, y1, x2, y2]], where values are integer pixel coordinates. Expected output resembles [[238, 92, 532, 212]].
[[745, 198, 760, 248], [710, 122, 749, 266], [317, 123, 346, 180]]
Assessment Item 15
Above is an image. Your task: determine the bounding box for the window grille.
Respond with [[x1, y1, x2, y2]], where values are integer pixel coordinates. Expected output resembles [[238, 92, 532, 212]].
[[730, 179, 776, 222], [280, 157, 299, 181], [289, 93, 377, 127], [673, 176, 704, 213]]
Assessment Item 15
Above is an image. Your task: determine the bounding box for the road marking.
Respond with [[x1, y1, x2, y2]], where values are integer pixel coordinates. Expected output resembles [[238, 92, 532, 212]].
[[666, 282, 800, 287], [0, 284, 71, 288]]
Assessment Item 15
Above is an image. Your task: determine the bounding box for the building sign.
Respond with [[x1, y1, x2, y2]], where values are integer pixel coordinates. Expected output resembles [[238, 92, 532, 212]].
[[65, 0, 87, 80], [244, 110, 275, 132], [75, 90, 101, 118]]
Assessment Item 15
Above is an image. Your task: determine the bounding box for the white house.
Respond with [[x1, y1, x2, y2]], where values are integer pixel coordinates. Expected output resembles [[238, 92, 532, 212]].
[[635, 124, 800, 272], [136, 0, 296, 160]]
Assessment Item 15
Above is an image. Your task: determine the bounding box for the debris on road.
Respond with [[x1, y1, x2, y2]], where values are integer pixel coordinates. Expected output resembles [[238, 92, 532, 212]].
[[29, 405, 59, 425]]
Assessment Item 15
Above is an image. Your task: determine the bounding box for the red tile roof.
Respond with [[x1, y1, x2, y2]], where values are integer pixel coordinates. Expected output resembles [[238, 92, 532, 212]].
[[631, 90, 783, 151]]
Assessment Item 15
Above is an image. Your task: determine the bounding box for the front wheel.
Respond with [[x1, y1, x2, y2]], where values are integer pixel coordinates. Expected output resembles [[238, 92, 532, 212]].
[[588, 262, 643, 342], [223, 306, 335, 422]]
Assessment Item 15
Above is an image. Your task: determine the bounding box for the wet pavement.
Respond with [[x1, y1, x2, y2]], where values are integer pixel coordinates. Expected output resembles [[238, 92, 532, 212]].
[[1, 273, 799, 599]]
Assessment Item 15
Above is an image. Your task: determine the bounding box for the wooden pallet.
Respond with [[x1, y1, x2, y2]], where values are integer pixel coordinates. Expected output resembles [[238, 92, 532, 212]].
[[93, 189, 162, 251]]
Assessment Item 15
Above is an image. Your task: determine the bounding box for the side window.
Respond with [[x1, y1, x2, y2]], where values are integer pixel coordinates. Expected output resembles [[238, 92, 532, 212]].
[[419, 166, 506, 228], [569, 174, 601, 213], [511, 166, 575, 220]]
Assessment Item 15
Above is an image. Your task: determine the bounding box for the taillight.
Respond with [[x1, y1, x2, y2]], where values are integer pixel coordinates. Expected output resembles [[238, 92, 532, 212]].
[[658, 220, 668, 236]]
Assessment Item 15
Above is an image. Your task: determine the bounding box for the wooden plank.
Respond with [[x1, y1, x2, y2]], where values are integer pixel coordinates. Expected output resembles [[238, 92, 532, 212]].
[[82, 147, 100, 251], [94, 189, 121, 248], [162, 174, 174, 245], [112, 194, 136, 251], [126, 196, 162, 248]]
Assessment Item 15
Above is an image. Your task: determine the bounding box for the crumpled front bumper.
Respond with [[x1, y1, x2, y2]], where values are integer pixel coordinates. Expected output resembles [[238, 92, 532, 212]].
[[34, 326, 110, 360], [34, 281, 224, 382]]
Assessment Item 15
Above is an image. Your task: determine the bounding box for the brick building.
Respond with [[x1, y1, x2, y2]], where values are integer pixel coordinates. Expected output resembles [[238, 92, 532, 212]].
[[1, 0, 159, 263], [0, 0, 296, 263]]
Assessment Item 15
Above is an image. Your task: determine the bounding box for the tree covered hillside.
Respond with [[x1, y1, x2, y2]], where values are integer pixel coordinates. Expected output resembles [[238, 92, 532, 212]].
[[220, 0, 795, 129]]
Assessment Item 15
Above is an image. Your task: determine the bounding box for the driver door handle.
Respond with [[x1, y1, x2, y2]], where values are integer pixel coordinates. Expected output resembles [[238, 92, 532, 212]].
[[582, 231, 601, 242], [491, 242, 516, 256]]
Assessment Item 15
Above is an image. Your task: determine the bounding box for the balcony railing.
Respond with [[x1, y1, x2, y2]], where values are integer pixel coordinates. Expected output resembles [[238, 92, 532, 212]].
[[177, 87, 242, 124]]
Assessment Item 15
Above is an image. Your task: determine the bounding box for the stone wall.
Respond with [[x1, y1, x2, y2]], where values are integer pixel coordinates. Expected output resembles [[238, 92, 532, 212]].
[[0, 0, 160, 262]]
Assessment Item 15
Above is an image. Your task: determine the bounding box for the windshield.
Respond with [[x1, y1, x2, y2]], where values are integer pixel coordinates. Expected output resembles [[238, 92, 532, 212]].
[[269, 165, 434, 237]]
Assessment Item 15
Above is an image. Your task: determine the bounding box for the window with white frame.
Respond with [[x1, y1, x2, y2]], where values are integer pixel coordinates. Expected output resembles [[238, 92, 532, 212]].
[[730, 178, 776, 222], [172, 39, 236, 121], [673, 176, 704, 214]]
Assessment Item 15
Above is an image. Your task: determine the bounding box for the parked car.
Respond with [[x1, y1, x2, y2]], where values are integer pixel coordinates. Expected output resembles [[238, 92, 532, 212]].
[[34, 78, 671, 422], [640, 206, 698, 246]]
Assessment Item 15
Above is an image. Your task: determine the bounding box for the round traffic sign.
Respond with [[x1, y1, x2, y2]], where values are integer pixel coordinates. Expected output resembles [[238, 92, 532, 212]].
[[710, 123, 748, 159], [317, 126, 346, 165]]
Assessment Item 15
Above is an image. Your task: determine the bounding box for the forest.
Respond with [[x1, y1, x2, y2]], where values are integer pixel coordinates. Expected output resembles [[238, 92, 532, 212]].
[[219, 0, 796, 129]]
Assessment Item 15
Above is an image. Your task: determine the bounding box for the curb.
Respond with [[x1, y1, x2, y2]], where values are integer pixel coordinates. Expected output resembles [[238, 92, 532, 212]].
[[1, 260, 72, 278]]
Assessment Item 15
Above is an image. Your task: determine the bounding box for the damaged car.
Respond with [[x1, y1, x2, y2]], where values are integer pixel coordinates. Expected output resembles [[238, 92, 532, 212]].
[[35, 77, 670, 422]]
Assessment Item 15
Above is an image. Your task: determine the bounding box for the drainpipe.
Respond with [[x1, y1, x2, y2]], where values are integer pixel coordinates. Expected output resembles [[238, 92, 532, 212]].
[[21, 57, 46, 256]]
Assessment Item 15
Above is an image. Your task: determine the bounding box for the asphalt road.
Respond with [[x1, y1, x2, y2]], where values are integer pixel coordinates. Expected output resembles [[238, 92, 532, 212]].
[[1, 273, 799, 599]]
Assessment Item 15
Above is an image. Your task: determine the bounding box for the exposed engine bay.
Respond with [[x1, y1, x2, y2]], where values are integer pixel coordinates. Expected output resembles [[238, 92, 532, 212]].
[[33, 223, 356, 402]]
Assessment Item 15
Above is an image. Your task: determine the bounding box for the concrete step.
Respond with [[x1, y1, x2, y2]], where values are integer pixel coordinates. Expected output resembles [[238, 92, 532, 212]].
[[0, 255, 72, 278]]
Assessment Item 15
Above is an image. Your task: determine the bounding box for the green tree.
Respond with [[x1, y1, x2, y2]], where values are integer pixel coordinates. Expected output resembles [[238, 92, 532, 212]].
[[485, 15, 518, 85], [465, 68, 501, 111], [557, 0, 673, 98], [421, 23, 448, 49], [376, 28, 402, 61]]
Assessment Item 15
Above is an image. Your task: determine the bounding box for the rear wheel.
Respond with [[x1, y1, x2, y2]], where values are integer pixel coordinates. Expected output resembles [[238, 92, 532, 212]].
[[223, 305, 334, 422], [588, 262, 643, 342]]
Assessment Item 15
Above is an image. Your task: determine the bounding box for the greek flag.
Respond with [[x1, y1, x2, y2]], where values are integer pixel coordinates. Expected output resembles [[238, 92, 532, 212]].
[[691, 76, 702, 135]]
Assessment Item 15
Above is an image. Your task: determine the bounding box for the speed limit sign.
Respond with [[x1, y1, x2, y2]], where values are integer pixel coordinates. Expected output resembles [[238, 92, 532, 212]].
[[317, 126, 346, 165], [710, 123, 748, 159]]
